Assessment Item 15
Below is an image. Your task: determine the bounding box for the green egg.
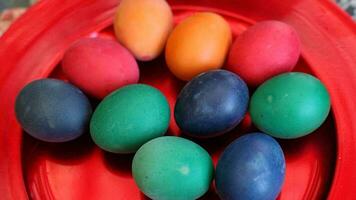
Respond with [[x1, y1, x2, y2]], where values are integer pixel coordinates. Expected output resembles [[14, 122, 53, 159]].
[[132, 136, 214, 200], [250, 72, 331, 139], [90, 84, 170, 153]]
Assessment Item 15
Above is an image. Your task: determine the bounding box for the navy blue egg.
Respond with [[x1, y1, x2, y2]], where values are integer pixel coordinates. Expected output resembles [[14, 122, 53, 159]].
[[215, 133, 286, 200], [174, 70, 249, 137], [15, 79, 92, 142]]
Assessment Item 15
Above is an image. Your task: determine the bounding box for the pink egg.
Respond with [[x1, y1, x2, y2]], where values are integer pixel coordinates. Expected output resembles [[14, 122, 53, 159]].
[[62, 38, 139, 99], [226, 20, 301, 87]]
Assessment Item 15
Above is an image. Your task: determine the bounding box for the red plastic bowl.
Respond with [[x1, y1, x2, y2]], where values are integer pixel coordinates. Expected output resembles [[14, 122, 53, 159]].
[[1, 0, 356, 199]]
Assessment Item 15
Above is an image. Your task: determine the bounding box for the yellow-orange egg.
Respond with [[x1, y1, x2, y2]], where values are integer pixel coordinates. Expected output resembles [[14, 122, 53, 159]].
[[114, 0, 173, 61], [165, 12, 232, 81]]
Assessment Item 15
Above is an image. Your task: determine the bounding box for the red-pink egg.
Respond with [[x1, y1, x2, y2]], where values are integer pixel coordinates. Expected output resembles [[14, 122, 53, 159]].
[[62, 38, 139, 99], [226, 20, 301, 87]]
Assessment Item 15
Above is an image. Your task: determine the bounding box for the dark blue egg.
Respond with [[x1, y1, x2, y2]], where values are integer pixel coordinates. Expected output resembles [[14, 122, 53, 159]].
[[215, 133, 286, 200], [15, 79, 92, 142], [174, 70, 249, 137]]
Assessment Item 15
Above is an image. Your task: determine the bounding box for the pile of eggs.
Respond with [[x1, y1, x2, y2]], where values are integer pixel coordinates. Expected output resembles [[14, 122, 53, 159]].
[[14, 0, 331, 199]]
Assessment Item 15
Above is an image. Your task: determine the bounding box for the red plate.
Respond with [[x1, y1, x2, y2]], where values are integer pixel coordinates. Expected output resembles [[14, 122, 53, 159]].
[[0, 0, 356, 199]]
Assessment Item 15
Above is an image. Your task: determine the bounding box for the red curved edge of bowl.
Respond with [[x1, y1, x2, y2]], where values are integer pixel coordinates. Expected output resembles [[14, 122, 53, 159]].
[[0, 0, 356, 199]]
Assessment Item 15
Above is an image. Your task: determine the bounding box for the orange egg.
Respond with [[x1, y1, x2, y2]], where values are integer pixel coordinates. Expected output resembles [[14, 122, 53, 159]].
[[165, 12, 232, 81], [114, 0, 173, 61]]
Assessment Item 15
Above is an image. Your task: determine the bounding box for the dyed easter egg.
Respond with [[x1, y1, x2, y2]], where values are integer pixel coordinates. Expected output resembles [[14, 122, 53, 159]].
[[90, 84, 170, 153], [250, 72, 331, 139], [174, 70, 249, 137], [132, 136, 214, 200], [114, 0, 173, 61], [227, 20, 301, 87], [15, 79, 92, 142], [166, 12, 232, 81], [62, 38, 139, 99], [216, 133, 286, 200]]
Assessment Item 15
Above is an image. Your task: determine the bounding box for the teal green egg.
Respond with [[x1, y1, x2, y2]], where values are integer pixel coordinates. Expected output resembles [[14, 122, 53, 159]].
[[132, 136, 214, 200], [250, 72, 331, 139], [90, 84, 170, 153]]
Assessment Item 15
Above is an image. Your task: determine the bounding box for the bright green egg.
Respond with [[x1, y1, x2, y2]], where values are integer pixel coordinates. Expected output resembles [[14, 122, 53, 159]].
[[90, 84, 170, 153], [250, 72, 331, 139], [132, 136, 214, 200]]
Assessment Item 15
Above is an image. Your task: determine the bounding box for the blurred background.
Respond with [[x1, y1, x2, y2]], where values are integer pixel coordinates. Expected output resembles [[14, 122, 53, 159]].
[[337, 0, 356, 19], [0, 0, 36, 35], [0, 0, 355, 36], [0, 0, 34, 10]]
